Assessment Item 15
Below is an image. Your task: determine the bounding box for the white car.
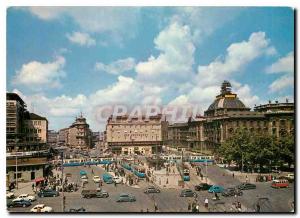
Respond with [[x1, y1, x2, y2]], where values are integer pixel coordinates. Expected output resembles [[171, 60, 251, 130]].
[[93, 176, 101, 183], [113, 176, 122, 184], [14, 194, 36, 202], [286, 174, 294, 180], [30, 204, 53, 212], [6, 192, 15, 199]]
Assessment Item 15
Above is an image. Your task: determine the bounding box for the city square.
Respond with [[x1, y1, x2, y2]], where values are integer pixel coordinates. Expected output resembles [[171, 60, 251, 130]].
[[6, 6, 295, 214]]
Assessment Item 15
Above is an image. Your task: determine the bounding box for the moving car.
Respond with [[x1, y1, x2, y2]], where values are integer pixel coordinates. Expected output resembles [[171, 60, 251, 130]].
[[208, 185, 225, 193], [38, 189, 59, 197], [113, 176, 122, 184], [6, 192, 15, 199], [7, 199, 31, 208], [195, 183, 212, 191], [222, 187, 243, 197], [13, 194, 36, 202], [103, 173, 113, 184], [236, 183, 256, 190], [93, 176, 101, 183], [144, 186, 160, 194], [81, 189, 109, 198], [180, 189, 197, 197], [285, 174, 294, 182], [116, 193, 136, 202], [30, 204, 53, 212]]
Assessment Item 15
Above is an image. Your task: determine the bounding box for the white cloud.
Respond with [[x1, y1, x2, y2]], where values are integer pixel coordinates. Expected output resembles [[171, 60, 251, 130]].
[[95, 58, 136, 75], [269, 75, 294, 93], [66, 32, 96, 47], [12, 56, 66, 90], [135, 22, 195, 85], [24, 7, 141, 44], [196, 32, 276, 87], [167, 32, 273, 112], [266, 51, 294, 74], [266, 51, 294, 93], [170, 7, 243, 43]]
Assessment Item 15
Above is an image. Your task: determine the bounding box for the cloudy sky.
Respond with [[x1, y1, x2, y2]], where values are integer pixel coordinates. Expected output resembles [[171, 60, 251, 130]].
[[7, 7, 294, 131]]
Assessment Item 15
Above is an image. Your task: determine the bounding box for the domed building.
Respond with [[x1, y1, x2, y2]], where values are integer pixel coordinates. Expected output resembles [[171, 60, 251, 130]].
[[204, 81, 250, 117], [202, 81, 294, 150], [167, 81, 294, 153]]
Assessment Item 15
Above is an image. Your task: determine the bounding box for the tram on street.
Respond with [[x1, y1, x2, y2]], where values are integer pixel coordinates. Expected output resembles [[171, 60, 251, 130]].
[[53, 157, 115, 167]]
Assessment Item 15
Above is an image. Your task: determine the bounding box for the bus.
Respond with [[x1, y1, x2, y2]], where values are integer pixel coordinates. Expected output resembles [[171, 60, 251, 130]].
[[271, 179, 289, 188]]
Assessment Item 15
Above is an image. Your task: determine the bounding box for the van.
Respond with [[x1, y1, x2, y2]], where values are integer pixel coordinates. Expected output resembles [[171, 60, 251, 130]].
[[271, 179, 289, 188]]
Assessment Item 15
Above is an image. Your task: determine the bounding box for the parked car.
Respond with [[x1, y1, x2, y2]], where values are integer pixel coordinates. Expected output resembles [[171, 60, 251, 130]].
[[6, 192, 15, 199], [222, 187, 243, 197], [144, 186, 160, 194], [13, 194, 36, 202], [7, 199, 31, 208], [195, 183, 212, 191], [208, 185, 225, 193], [116, 193, 136, 202], [69, 207, 86, 212], [236, 183, 256, 190], [180, 189, 197, 197], [93, 176, 101, 183], [113, 176, 122, 184], [38, 189, 59, 197], [30, 204, 53, 212], [285, 174, 294, 182]]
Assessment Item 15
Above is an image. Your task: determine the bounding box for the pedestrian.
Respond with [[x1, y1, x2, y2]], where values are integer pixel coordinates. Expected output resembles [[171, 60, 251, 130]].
[[204, 198, 208, 208], [114, 181, 117, 187], [232, 173, 235, 178], [256, 203, 261, 212], [188, 202, 191, 211], [32, 183, 35, 191], [92, 169, 94, 175]]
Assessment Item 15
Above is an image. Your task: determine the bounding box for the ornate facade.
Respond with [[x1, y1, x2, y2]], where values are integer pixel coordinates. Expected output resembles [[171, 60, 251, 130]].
[[167, 81, 294, 153], [106, 114, 168, 155]]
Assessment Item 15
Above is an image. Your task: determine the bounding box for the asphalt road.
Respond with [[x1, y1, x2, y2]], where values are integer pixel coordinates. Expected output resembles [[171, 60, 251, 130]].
[[7, 163, 294, 213]]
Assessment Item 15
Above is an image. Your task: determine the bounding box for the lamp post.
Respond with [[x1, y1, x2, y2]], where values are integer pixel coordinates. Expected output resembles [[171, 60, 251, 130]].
[[60, 152, 65, 212], [15, 155, 18, 190]]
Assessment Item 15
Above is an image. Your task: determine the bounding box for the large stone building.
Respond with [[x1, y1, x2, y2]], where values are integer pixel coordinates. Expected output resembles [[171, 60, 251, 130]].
[[65, 114, 93, 149], [106, 114, 168, 155], [167, 81, 294, 153], [6, 93, 52, 183]]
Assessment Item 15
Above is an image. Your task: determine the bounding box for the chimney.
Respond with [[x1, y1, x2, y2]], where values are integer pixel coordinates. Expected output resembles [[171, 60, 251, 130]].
[[286, 98, 289, 103], [275, 100, 278, 104]]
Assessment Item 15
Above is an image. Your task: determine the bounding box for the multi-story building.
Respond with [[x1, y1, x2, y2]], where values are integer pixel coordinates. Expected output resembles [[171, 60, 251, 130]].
[[166, 81, 294, 153], [6, 93, 52, 183], [47, 130, 58, 145], [23, 112, 48, 143], [66, 114, 93, 149], [106, 114, 168, 155], [6, 93, 27, 143], [58, 128, 68, 145], [203, 81, 294, 150]]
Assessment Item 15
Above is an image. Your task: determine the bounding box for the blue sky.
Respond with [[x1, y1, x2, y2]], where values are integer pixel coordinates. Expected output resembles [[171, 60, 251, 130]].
[[7, 7, 294, 131]]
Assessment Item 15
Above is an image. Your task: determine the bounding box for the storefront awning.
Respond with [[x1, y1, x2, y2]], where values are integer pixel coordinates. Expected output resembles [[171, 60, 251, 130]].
[[34, 177, 44, 183]]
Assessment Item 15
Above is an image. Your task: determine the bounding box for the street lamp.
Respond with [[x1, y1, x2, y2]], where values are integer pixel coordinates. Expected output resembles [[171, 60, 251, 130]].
[[60, 152, 65, 212]]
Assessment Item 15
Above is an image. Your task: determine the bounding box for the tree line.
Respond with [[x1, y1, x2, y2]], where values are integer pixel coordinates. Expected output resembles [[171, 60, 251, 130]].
[[218, 129, 294, 172]]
